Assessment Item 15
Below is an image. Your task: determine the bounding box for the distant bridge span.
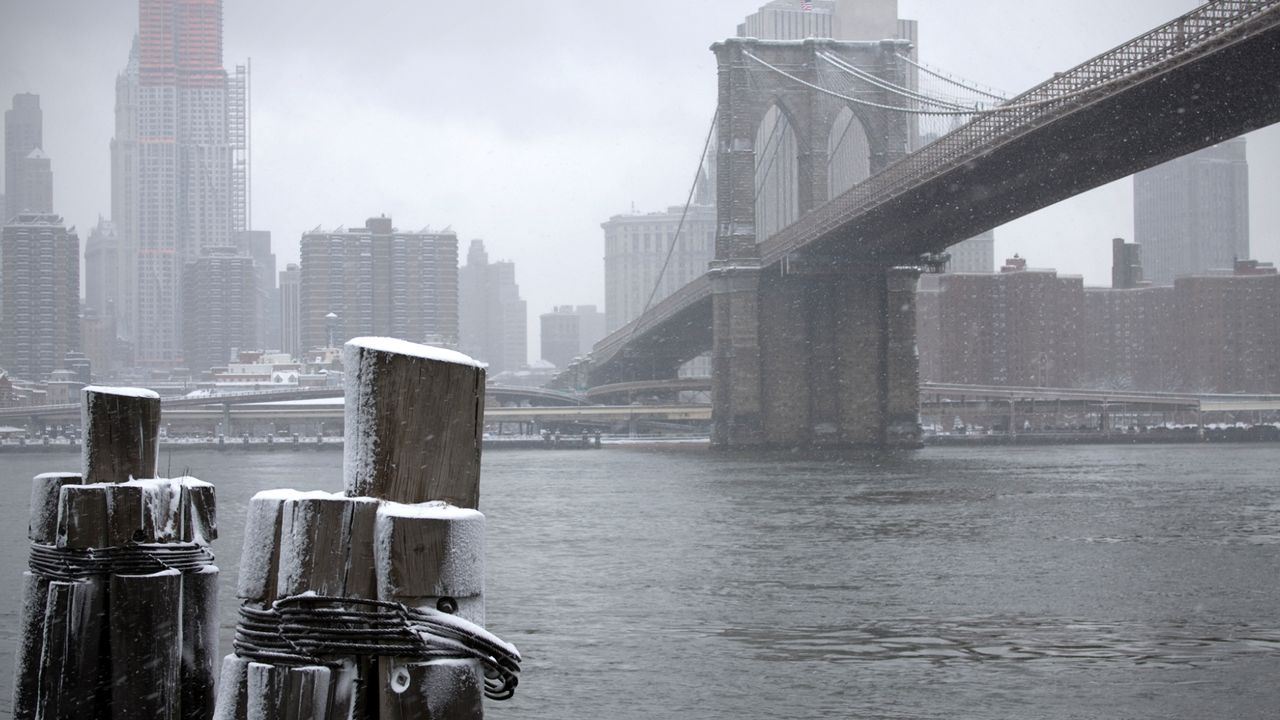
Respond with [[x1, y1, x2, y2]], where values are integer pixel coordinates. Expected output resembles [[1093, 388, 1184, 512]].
[[575, 0, 1280, 449], [0, 383, 586, 423]]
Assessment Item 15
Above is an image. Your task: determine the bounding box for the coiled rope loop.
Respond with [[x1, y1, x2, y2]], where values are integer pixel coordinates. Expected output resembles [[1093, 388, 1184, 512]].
[[233, 594, 522, 701], [28, 542, 214, 581]]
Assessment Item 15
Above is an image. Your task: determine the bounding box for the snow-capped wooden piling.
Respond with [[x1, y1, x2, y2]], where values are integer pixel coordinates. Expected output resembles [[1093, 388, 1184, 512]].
[[343, 337, 486, 508], [346, 338, 488, 719], [81, 386, 161, 484], [217, 337, 499, 720], [375, 502, 488, 720], [11, 386, 219, 720]]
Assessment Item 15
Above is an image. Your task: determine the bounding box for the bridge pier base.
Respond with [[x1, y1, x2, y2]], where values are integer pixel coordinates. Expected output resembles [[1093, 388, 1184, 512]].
[[712, 263, 922, 449]]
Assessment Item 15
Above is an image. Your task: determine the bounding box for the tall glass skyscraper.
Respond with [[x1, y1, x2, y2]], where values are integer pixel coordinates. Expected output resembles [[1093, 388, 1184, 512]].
[[112, 0, 248, 366]]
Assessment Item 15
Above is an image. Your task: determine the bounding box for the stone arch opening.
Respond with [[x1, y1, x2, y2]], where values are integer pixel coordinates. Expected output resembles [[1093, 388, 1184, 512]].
[[754, 103, 800, 242], [826, 106, 872, 199]]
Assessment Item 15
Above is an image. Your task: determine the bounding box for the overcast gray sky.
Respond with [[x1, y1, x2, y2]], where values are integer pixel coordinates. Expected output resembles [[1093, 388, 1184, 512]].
[[2, 0, 1277, 362]]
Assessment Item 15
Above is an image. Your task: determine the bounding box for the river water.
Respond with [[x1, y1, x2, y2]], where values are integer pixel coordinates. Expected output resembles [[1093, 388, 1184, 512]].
[[1, 444, 1278, 719]]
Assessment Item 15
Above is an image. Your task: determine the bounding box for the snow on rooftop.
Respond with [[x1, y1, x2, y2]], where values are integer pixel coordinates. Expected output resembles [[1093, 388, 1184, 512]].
[[84, 385, 159, 399], [346, 337, 485, 368]]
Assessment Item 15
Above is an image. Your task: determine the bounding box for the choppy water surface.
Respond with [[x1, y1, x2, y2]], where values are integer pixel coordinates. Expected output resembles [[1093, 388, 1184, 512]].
[[2, 444, 1278, 719]]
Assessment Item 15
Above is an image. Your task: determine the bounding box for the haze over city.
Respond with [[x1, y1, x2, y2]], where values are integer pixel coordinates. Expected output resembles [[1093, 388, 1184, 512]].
[[3, 0, 1278, 362], [3, 3, 1280, 719]]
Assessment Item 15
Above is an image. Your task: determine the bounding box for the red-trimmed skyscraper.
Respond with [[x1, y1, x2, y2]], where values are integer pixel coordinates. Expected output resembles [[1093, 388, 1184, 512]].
[[112, 0, 249, 367]]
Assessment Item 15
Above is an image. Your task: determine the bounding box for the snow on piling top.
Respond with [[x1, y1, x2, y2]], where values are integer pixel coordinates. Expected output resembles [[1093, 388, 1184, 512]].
[[345, 337, 485, 369], [343, 337, 485, 508], [82, 384, 161, 483], [82, 385, 160, 399]]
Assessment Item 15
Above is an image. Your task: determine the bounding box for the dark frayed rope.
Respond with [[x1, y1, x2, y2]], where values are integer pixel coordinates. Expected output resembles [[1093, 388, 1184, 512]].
[[233, 594, 522, 701], [28, 542, 214, 581]]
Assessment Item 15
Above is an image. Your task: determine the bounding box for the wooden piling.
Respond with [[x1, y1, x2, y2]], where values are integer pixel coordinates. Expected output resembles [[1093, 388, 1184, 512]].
[[346, 339, 488, 719], [36, 579, 104, 719], [246, 664, 332, 720], [28, 473, 82, 545], [378, 659, 484, 720], [109, 569, 182, 720], [12, 385, 220, 720], [343, 337, 486, 508], [218, 338, 502, 720], [236, 491, 289, 604], [375, 502, 486, 625], [181, 565, 221, 720], [11, 572, 51, 720], [81, 386, 160, 484]]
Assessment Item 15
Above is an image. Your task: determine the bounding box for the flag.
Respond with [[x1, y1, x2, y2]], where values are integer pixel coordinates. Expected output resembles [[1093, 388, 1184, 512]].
[[801, 1, 813, 10]]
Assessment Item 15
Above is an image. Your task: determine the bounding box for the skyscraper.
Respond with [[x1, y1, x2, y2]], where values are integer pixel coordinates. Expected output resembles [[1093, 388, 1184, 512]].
[[4, 94, 43, 222], [299, 216, 458, 352], [1134, 137, 1248, 286], [11, 149, 53, 216], [84, 219, 122, 322], [1, 214, 80, 381], [278, 263, 301, 359], [112, 0, 248, 366], [459, 240, 528, 374]]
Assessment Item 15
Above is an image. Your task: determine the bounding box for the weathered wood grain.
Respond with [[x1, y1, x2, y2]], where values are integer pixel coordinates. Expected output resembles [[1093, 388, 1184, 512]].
[[212, 656, 251, 720], [342, 338, 485, 508], [28, 473, 81, 544], [81, 386, 160, 484], [36, 579, 105, 719], [378, 659, 484, 720], [374, 503, 486, 625], [237, 492, 287, 602], [12, 572, 50, 720], [246, 663, 332, 720], [181, 566, 220, 720], [109, 570, 181, 720]]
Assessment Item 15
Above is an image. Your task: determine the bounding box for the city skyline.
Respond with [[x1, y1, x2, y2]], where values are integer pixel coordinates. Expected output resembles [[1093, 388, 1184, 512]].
[[2, 0, 1279, 363]]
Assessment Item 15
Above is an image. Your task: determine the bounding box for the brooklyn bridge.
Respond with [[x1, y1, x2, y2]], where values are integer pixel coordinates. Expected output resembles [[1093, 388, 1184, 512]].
[[562, 0, 1280, 448]]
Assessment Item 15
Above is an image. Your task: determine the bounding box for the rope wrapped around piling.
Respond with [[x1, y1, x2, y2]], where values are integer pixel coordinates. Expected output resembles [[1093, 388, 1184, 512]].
[[28, 542, 215, 580], [233, 594, 522, 700]]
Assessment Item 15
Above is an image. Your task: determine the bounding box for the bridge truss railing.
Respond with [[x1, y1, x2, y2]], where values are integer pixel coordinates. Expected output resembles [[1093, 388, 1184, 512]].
[[589, 274, 712, 364], [760, 0, 1280, 264]]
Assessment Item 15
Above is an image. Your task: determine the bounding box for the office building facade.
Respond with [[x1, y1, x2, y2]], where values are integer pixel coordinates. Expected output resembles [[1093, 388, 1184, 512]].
[[181, 247, 257, 373], [1, 214, 80, 380], [540, 305, 606, 369], [1134, 137, 1248, 285], [602, 203, 716, 333], [946, 230, 994, 273], [917, 257, 1085, 387], [299, 216, 458, 353]]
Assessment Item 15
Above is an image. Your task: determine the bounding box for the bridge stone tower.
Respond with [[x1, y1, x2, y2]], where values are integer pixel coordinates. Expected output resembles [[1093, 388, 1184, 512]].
[[710, 37, 922, 448]]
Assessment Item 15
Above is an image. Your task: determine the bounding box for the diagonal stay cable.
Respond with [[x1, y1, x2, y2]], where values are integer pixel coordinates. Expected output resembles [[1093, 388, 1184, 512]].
[[625, 108, 719, 349], [746, 50, 1122, 116], [819, 52, 976, 111], [894, 52, 1009, 102]]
